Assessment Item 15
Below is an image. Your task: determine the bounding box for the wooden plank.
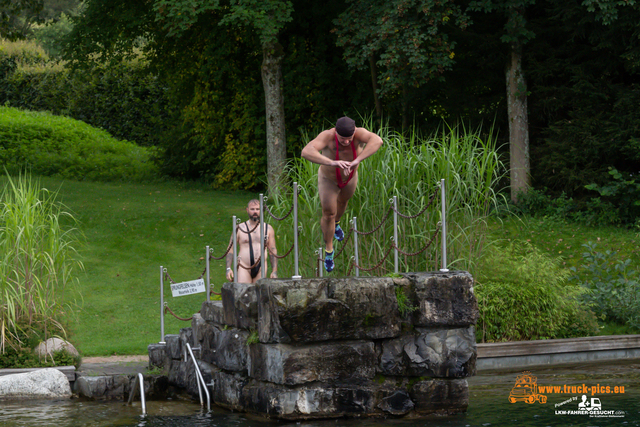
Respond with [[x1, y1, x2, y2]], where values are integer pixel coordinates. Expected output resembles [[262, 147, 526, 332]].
[[0, 366, 76, 381], [478, 335, 640, 358]]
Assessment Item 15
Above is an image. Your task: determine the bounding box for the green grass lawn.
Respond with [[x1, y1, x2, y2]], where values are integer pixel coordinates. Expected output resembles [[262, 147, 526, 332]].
[[36, 176, 255, 356], [17, 177, 640, 356]]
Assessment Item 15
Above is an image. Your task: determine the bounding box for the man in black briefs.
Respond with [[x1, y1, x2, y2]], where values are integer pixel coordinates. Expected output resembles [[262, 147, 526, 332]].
[[301, 116, 383, 272], [225, 199, 278, 283]]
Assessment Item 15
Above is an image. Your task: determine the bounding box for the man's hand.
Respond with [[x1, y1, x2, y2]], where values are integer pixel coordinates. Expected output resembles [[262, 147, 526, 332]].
[[331, 160, 352, 170], [226, 269, 233, 282], [270, 271, 277, 279]]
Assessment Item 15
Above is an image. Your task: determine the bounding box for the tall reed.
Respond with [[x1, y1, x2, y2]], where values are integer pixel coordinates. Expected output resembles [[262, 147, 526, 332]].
[[0, 172, 83, 353], [266, 118, 505, 278]]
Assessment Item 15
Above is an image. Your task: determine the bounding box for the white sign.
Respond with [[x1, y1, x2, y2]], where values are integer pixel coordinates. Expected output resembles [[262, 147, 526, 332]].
[[170, 278, 206, 297]]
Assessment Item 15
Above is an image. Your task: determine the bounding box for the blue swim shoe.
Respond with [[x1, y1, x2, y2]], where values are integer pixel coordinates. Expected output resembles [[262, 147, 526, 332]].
[[334, 221, 344, 241], [324, 249, 335, 272]]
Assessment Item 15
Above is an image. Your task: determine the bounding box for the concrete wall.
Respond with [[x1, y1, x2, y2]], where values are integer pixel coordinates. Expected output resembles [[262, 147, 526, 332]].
[[149, 271, 478, 420]]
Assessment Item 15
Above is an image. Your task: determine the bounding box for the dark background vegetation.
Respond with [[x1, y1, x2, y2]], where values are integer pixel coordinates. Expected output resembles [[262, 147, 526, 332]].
[[1, 0, 638, 201]]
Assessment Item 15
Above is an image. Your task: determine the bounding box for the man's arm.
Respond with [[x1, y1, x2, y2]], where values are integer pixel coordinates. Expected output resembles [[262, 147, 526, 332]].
[[301, 130, 351, 170], [267, 225, 277, 278], [225, 234, 234, 282], [347, 128, 384, 173]]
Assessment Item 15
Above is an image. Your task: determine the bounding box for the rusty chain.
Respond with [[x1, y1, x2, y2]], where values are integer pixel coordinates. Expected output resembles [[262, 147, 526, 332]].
[[392, 225, 441, 257], [236, 221, 261, 234], [267, 242, 295, 259], [353, 206, 393, 235], [392, 187, 439, 219], [264, 203, 294, 221], [351, 245, 394, 272], [209, 241, 233, 260], [237, 256, 262, 270], [164, 305, 197, 322]]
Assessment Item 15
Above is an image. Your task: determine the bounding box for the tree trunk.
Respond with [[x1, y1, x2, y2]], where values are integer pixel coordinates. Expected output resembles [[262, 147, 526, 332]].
[[369, 56, 382, 120], [506, 42, 530, 203], [261, 42, 287, 192]]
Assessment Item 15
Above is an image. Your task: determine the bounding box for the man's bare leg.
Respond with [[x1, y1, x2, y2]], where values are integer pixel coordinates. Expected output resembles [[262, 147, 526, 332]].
[[335, 173, 358, 224], [236, 267, 253, 284], [318, 173, 340, 252]]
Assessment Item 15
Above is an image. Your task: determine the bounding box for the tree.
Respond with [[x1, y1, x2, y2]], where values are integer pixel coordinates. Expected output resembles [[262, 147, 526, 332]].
[[154, 0, 293, 191], [469, 0, 536, 202], [334, 0, 469, 129], [0, 0, 44, 40]]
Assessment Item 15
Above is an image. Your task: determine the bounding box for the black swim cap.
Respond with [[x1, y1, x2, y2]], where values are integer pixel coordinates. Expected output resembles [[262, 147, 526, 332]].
[[335, 116, 356, 137]]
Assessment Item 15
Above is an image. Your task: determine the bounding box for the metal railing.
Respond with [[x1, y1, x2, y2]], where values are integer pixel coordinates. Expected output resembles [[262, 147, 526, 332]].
[[186, 342, 211, 411], [127, 373, 147, 416]]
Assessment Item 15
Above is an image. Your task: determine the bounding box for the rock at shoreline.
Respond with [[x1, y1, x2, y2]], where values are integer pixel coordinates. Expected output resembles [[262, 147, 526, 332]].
[[0, 368, 72, 400], [34, 338, 79, 358]]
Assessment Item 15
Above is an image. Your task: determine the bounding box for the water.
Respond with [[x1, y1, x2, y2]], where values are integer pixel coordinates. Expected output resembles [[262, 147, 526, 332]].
[[2, 360, 639, 426]]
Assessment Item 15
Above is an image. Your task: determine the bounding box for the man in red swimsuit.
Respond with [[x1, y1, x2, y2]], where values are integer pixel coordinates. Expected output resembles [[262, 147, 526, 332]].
[[301, 116, 384, 272]]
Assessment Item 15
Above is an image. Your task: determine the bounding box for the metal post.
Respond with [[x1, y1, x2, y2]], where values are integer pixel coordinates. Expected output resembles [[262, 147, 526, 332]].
[[292, 182, 301, 280], [318, 247, 323, 278], [440, 179, 449, 272], [160, 266, 165, 344], [393, 196, 398, 274], [352, 217, 359, 277], [259, 193, 266, 279], [205, 246, 210, 302], [232, 216, 238, 283]]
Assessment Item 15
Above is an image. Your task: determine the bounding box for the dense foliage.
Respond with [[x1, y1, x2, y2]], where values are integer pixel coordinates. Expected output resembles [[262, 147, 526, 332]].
[[0, 107, 159, 182], [475, 241, 599, 342]]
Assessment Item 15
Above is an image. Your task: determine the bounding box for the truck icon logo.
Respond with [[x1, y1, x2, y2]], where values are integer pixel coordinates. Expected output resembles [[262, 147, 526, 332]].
[[509, 371, 547, 404], [578, 395, 602, 411]]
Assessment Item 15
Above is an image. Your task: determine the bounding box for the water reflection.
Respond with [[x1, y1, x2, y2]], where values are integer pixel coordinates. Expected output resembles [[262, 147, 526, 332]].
[[1, 360, 639, 426]]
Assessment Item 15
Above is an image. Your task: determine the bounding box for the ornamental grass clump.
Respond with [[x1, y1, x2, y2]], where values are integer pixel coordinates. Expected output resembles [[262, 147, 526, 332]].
[[0, 172, 83, 354], [268, 117, 505, 277]]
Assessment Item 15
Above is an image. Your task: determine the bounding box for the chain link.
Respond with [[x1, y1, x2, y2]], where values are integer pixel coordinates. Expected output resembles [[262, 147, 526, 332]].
[[209, 241, 233, 260], [351, 245, 393, 272], [264, 203, 294, 221], [236, 221, 261, 234], [164, 305, 196, 322], [392, 187, 439, 219], [392, 224, 441, 257], [353, 205, 393, 235], [267, 242, 295, 259]]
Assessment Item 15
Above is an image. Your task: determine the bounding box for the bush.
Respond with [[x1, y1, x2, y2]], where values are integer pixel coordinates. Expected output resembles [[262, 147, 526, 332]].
[[0, 38, 174, 148], [0, 107, 159, 182], [570, 242, 640, 329], [475, 241, 598, 342]]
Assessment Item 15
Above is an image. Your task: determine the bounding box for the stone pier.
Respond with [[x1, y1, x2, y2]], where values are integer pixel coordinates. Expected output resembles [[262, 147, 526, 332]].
[[148, 271, 478, 420]]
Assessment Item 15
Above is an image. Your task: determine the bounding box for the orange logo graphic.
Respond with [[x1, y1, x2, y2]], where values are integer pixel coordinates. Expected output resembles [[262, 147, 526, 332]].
[[509, 371, 548, 404]]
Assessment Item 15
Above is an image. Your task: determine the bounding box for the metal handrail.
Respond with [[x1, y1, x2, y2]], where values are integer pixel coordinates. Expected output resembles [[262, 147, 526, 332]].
[[186, 342, 211, 411], [127, 372, 147, 416]]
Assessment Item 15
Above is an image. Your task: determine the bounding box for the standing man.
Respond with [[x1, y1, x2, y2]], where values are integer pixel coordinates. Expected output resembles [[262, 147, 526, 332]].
[[226, 199, 278, 283], [301, 116, 383, 272]]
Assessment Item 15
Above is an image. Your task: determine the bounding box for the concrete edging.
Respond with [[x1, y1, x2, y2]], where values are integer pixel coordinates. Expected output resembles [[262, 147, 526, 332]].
[[477, 335, 640, 371]]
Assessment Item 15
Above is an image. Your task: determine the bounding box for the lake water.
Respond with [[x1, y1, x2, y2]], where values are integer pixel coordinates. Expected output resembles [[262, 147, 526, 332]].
[[2, 360, 639, 426]]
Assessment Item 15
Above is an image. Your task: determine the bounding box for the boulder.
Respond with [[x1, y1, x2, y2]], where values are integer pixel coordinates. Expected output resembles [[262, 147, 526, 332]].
[[33, 338, 79, 358], [201, 300, 225, 325], [0, 368, 71, 399], [222, 282, 258, 329]]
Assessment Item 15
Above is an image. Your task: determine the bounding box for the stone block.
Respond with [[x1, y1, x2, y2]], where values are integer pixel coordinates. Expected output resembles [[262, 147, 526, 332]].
[[212, 370, 248, 410], [164, 334, 181, 360], [179, 327, 194, 357], [410, 378, 469, 415], [74, 375, 129, 400], [148, 343, 168, 368], [380, 327, 476, 378], [256, 277, 402, 343], [222, 282, 258, 329], [201, 326, 249, 373], [248, 340, 376, 385], [405, 271, 478, 327], [201, 300, 225, 325], [191, 313, 207, 345]]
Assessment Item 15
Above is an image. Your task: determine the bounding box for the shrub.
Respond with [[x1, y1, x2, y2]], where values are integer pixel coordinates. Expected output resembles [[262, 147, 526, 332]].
[[585, 167, 640, 227], [475, 241, 598, 342], [0, 172, 83, 354], [0, 107, 159, 182], [570, 242, 640, 329]]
